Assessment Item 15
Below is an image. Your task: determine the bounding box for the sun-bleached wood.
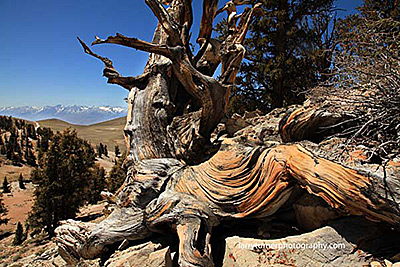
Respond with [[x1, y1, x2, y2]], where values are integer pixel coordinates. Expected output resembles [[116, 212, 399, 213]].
[[55, 1, 400, 266]]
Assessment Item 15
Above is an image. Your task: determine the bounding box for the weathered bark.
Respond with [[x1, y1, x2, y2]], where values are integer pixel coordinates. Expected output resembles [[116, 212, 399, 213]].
[[56, 1, 400, 266], [56, 136, 400, 265], [279, 103, 348, 143]]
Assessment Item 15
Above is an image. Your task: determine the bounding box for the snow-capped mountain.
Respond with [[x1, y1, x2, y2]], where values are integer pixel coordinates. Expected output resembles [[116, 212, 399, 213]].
[[0, 105, 127, 125]]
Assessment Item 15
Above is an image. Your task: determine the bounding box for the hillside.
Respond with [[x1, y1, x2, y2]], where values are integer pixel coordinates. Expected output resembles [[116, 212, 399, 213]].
[[38, 117, 126, 151], [0, 115, 124, 235]]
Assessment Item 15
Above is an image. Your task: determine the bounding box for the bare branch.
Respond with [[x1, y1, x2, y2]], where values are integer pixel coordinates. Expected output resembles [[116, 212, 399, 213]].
[[107, 73, 150, 90], [77, 36, 113, 68], [219, 4, 262, 84], [197, 0, 219, 44], [193, 39, 210, 66], [77, 37, 149, 90], [145, 0, 182, 45], [91, 33, 173, 58], [235, 3, 262, 43], [181, 0, 194, 45]]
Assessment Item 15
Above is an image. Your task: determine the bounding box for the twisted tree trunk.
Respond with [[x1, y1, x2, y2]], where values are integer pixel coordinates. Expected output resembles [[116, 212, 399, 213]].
[[55, 1, 400, 266]]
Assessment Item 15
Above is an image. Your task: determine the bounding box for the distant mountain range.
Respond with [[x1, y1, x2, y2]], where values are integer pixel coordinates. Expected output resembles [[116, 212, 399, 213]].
[[0, 105, 128, 125]]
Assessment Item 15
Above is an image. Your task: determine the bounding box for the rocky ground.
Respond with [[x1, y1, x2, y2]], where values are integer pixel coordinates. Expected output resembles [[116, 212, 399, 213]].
[[1, 108, 400, 267], [3, 217, 399, 266], [0, 154, 117, 266]]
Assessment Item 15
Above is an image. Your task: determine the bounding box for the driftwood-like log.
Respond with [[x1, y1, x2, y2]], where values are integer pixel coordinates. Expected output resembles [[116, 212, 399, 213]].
[[56, 1, 400, 266]]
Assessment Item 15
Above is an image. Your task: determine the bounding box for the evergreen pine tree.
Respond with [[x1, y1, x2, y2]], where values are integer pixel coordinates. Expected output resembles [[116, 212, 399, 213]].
[[104, 145, 108, 157], [36, 127, 53, 153], [114, 145, 120, 158], [87, 164, 106, 204], [24, 141, 29, 162], [28, 129, 96, 237], [19, 174, 25, 190], [13, 221, 24, 245], [6, 128, 17, 160], [0, 135, 5, 155], [0, 116, 13, 132], [25, 144, 36, 167], [20, 135, 24, 149], [6, 127, 23, 165], [97, 143, 104, 158], [217, 0, 336, 112], [107, 152, 127, 193], [2, 177, 11, 193], [0, 192, 8, 225], [26, 124, 37, 140]]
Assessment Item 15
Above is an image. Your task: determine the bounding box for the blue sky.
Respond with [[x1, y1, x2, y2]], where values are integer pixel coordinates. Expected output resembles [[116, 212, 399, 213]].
[[0, 0, 362, 108]]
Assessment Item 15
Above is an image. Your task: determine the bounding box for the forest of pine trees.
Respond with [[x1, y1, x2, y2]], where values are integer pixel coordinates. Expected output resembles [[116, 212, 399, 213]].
[[0, 116, 110, 236], [27, 129, 106, 236], [0, 116, 37, 166], [96, 143, 108, 158]]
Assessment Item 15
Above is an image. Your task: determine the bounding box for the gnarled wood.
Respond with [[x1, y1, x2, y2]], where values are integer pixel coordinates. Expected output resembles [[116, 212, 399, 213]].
[[56, 137, 400, 265], [77, 37, 150, 90], [56, 1, 400, 266], [279, 104, 348, 143]]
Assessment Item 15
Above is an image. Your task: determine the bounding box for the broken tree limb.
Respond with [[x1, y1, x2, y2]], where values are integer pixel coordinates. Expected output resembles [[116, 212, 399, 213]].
[[77, 37, 150, 90], [91, 33, 173, 58]]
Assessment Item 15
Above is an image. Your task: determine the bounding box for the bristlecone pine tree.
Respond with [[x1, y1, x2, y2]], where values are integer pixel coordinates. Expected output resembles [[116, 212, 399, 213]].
[[36, 127, 53, 155], [18, 174, 25, 190], [0, 116, 13, 132], [55, 1, 400, 266], [13, 221, 24, 245], [223, 0, 337, 113], [6, 127, 23, 166], [106, 152, 127, 193], [114, 145, 120, 158], [28, 129, 97, 237], [0, 192, 8, 226], [2, 176, 11, 194], [104, 145, 108, 157], [86, 164, 106, 204], [96, 143, 105, 158]]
